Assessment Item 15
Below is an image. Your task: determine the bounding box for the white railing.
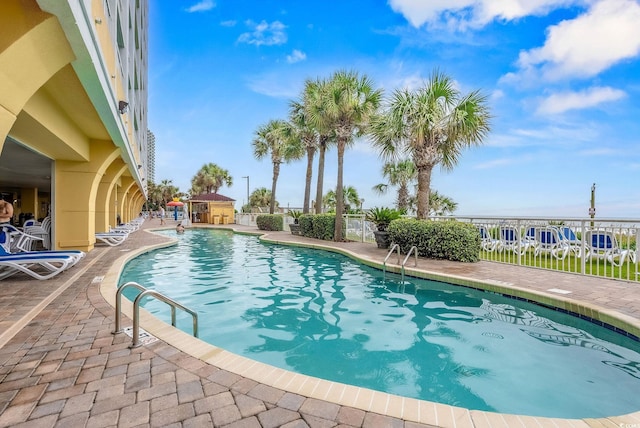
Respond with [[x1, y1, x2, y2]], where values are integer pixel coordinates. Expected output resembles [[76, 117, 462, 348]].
[[444, 216, 639, 283]]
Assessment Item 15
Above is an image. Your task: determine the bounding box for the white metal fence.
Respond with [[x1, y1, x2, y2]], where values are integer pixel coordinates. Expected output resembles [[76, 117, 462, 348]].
[[236, 213, 639, 282]]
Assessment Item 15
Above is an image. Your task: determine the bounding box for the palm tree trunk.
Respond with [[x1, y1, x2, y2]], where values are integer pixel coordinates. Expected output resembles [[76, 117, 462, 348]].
[[314, 141, 326, 214], [303, 146, 315, 214], [334, 140, 345, 241], [270, 162, 280, 214], [416, 167, 432, 219], [398, 184, 409, 212]]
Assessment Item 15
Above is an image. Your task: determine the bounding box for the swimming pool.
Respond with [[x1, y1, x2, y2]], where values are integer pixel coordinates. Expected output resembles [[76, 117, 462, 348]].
[[119, 229, 640, 418]]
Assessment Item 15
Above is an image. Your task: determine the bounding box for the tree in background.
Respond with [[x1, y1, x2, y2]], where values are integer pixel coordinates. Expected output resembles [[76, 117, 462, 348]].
[[319, 70, 382, 240], [252, 119, 304, 214], [190, 163, 232, 195], [370, 69, 491, 219], [372, 159, 417, 213], [300, 77, 336, 215], [290, 82, 320, 214], [249, 187, 278, 211], [323, 186, 361, 213]]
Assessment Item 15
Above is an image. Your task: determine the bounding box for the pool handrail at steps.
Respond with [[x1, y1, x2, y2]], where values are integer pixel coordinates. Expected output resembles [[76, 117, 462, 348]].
[[383, 243, 401, 276], [401, 246, 418, 282], [114, 281, 199, 347]]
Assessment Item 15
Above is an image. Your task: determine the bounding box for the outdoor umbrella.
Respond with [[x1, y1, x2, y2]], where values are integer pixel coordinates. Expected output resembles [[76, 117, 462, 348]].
[[166, 200, 184, 221]]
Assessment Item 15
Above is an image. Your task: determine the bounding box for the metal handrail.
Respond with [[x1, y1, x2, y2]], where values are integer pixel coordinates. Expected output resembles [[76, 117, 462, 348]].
[[383, 243, 401, 276], [401, 246, 418, 282], [114, 281, 199, 348]]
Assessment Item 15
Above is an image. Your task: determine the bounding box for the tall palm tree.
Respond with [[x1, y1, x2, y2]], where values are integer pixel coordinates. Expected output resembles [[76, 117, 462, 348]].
[[321, 70, 382, 240], [372, 159, 417, 212], [252, 119, 303, 214], [370, 70, 491, 219], [290, 84, 319, 214], [303, 77, 335, 215], [190, 163, 232, 195]]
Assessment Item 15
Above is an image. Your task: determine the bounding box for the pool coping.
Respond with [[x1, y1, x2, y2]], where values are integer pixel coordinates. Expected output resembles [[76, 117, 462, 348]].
[[100, 225, 640, 427]]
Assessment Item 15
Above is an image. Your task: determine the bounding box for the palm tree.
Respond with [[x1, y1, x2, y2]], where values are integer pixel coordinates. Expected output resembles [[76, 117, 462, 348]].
[[323, 185, 361, 213], [290, 84, 319, 214], [249, 187, 276, 210], [252, 119, 304, 214], [372, 159, 417, 212], [370, 70, 491, 219], [158, 179, 178, 205], [190, 163, 232, 195], [321, 70, 382, 240], [429, 190, 458, 216], [303, 77, 335, 215]]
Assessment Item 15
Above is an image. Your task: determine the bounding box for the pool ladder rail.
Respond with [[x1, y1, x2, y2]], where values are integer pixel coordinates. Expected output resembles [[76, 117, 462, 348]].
[[114, 281, 199, 348], [383, 245, 418, 282]]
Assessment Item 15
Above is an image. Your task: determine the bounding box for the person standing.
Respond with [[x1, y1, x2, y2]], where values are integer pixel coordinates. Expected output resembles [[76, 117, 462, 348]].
[[0, 199, 14, 224], [159, 205, 166, 225]]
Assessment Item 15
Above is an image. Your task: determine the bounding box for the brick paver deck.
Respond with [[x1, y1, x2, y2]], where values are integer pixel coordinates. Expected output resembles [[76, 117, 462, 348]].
[[1, 219, 639, 428]]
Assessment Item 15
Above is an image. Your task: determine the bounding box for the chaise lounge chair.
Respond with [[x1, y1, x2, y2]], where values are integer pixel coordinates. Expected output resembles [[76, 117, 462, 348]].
[[477, 225, 498, 252], [584, 230, 636, 267], [534, 227, 569, 260], [95, 232, 128, 246]]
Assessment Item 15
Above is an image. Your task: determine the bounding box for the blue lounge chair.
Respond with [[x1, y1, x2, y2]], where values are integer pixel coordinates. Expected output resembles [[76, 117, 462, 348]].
[[534, 227, 569, 260], [477, 225, 498, 252], [584, 230, 636, 266], [498, 225, 532, 255]]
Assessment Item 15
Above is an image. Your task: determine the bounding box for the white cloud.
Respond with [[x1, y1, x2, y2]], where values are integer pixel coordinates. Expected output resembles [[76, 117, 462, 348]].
[[473, 158, 515, 169], [186, 0, 215, 13], [220, 20, 237, 27], [246, 73, 302, 98], [238, 20, 287, 46], [387, 0, 586, 29], [511, 0, 640, 82], [286, 49, 307, 64], [536, 86, 627, 114]]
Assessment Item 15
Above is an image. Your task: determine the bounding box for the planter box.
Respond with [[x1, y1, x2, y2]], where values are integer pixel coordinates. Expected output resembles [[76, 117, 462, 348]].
[[289, 223, 301, 235]]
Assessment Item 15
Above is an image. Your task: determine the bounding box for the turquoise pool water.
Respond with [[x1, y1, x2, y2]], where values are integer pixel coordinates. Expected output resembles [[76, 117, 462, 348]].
[[120, 229, 640, 418]]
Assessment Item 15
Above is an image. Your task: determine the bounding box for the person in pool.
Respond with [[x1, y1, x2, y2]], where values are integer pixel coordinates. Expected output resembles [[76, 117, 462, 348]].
[[176, 222, 185, 234]]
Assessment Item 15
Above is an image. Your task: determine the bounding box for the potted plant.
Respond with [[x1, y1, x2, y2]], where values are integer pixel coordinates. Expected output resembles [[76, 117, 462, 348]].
[[289, 210, 302, 235], [365, 207, 401, 248]]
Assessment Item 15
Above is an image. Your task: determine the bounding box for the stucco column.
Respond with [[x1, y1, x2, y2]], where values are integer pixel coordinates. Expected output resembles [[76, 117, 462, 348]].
[[54, 141, 121, 250], [95, 160, 127, 232]]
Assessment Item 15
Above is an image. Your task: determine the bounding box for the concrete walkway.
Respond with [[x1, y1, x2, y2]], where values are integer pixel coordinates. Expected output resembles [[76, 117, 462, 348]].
[[1, 219, 639, 428]]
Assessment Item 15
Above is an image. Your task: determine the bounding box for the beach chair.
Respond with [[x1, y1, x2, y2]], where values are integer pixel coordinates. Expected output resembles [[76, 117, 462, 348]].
[[584, 230, 636, 267], [477, 225, 498, 252], [498, 225, 532, 255], [0, 225, 85, 265], [0, 230, 77, 280], [95, 232, 128, 246], [24, 216, 51, 249], [534, 227, 569, 260], [557, 227, 584, 257]]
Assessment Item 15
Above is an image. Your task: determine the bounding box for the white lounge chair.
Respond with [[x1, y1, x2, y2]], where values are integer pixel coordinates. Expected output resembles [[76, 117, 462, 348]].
[[584, 230, 636, 267], [95, 233, 128, 246], [477, 225, 498, 252], [498, 225, 532, 255], [534, 227, 569, 260]]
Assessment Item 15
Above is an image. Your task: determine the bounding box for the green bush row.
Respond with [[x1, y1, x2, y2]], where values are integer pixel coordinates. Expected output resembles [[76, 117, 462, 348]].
[[388, 219, 481, 262], [256, 214, 283, 231], [299, 214, 336, 241]]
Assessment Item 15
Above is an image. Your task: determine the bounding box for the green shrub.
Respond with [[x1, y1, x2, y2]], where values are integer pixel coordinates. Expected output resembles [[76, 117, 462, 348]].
[[311, 214, 336, 240], [299, 214, 313, 236], [388, 219, 481, 262], [256, 214, 283, 231]]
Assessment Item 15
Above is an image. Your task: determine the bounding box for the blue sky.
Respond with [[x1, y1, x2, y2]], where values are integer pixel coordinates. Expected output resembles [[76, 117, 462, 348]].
[[148, 0, 640, 218]]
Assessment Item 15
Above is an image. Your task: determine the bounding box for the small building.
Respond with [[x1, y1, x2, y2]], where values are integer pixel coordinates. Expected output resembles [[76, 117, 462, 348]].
[[189, 193, 235, 224]]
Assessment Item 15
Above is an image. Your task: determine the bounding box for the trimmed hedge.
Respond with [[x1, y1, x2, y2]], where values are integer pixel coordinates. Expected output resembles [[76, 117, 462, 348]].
[[298, 214, 336, 241], [388, 218, 481, 262], [256, 214, 283, 231]]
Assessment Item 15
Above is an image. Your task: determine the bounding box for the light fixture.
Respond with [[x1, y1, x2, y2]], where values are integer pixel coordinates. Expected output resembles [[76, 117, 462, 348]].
[[95, 18, 102, 24], [118, 101, 129, 114], [137, 164, 142, 169]]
